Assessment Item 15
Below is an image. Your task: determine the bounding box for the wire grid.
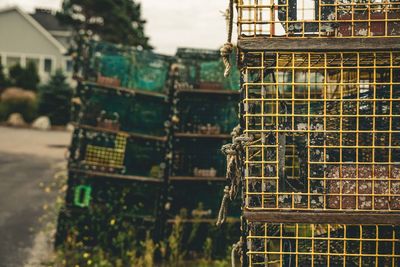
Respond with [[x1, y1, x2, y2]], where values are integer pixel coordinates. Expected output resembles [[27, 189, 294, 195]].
[[85, 133, 128, 168], [175, 47, 241, 91], [89, 41, 171, 92], [237, 0, 400, 38], [172, 138, 228, 177], [242, 51, 400, 211], [78, 83, 169, 137], [247, 223, 400, 266]]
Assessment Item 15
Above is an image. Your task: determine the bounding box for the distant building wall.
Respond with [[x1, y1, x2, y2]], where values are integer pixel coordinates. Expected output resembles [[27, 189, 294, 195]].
[[0, 8, 73, 84]]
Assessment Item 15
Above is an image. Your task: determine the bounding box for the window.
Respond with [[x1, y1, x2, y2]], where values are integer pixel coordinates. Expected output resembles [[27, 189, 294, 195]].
[[44, 58, 52, 73], [65, 59, 73, 73], [6, 56, 20, 68]]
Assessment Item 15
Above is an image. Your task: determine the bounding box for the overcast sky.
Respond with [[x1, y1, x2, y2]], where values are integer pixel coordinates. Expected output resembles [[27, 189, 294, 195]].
[[0, 0, 234, 55]]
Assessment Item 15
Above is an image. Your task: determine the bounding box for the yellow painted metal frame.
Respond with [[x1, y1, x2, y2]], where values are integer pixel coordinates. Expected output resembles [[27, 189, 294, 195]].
[[237, 0, 400, 38], [85, 133, 128, 168], [247, 223, 400, 266], [242, 51, 400, 212]]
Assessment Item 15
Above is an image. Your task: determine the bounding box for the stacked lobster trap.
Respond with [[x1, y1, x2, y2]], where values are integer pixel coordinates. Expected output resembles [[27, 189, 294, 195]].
[[227, 0, 400, 266], [165, 48, 242, 256], [56, 39, 243, 259], [56, 40, 173, 251]]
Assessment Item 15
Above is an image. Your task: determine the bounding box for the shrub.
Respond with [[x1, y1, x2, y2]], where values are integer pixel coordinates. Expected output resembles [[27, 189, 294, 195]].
[[38, 70, 73, 125], [0, 87, 38, 122], [8, 62, 40, 91]]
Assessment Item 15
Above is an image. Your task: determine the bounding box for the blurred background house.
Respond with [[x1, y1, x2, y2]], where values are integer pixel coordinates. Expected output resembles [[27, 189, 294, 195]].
[[0, 6, 73, 83]]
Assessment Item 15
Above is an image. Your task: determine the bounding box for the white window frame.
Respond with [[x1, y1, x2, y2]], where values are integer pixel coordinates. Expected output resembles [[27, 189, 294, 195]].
[[0, 52, 56, 76]]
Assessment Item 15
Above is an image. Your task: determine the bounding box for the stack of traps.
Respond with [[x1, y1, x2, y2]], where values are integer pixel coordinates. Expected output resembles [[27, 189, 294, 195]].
[[247, 223, 400, 266], [243, 51, 400, 212], [240, 50, 400, 265]]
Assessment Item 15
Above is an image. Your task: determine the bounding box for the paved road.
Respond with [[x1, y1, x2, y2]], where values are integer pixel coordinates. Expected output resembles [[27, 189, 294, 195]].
[[0, 127, 71, 267]]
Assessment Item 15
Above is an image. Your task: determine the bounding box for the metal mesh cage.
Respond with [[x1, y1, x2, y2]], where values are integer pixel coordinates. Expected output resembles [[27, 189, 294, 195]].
[[247, 222, 400, 266], [88, 41, 172, 92], [172, 138, 229, 178], [69, 128, 166, 180], [176, 93, 239, 136], [76, 83, 168, 137], [65, 172, 161, 217], [242, 51, 400, 212], [168, 181, 242, 220], [237, 0, 400, 38], [175, 47, 240, 91]]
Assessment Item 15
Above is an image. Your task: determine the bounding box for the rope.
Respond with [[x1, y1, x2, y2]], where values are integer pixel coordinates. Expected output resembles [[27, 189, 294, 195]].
[[216, 186, 230, 226], [231, 239, 242, 267], [221, 0, 235, 77], [216, 125, 252, 227]]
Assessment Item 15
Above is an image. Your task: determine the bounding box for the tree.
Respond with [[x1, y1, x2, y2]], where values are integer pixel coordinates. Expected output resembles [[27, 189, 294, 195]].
[[21, 62, 40, 91], [38, 70, 73, 125], [57, 0, 152, 49], [8, 62, 40, 91], [8, 64, 24, 87]]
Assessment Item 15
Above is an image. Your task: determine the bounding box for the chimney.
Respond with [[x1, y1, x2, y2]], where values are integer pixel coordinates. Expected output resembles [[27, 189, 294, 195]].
[[34, 8, 53, 15]]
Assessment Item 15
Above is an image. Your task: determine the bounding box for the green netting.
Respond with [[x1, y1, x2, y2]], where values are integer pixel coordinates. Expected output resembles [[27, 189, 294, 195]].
[[177, 94, 239, 135], [55, 207, 155, 252], [60, 41, 243, 260], [65, 173, 161, 218], [77, 83, 168, 136], [169, 181, 241, 219], [69, 128, 165, 179], [176, 47, 240, 90], [89, 41, 172, 93], [172, 138, 228, 178]]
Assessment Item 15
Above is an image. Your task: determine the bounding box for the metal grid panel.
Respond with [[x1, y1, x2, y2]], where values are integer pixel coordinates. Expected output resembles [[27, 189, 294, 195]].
[[237, 0, 400, 38], [85, 133, 127, 168], [176, 94, 238, 135], [88, 41, 172, 92], [172, 138, 229, 178], [76, 83, 169, 137], [242, 51, 400, 212], [69, 128, 165, 179], [247, 223, 400, 266], [175, 47, 240, 91]]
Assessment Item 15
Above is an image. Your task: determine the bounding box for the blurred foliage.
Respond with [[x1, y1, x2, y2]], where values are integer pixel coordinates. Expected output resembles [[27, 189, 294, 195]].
[[57, 0, 152, 49], [0, 87, 37, 122], [0, 64, 9, 91], [56, 209, 233, 266], [38, 70, 73, 125], [8, 62, 40, 91]]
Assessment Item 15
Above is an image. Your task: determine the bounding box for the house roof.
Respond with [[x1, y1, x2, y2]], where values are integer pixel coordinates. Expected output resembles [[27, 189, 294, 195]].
[[30, 8, 71, 32], [0, 6, 66, 54]]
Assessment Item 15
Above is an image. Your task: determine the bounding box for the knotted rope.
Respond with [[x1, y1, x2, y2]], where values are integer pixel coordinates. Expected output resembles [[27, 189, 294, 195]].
[[221, 0, 235, 77], [216, 125, 252, 226], [231, 238, 242, 267]]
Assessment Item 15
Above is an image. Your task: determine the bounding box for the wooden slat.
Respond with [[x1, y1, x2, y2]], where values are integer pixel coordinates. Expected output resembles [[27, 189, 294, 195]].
[[83, 81, 167, 98], [176, 88, 240, 95], [72, 123, 167, 142], [174, 132, 231, 139], [170, 176, 226, 182], [166, 217, 240, 224], [244, 210, 400, 224], [238, 37, 400, 52], [69, 168, 163, 183]]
